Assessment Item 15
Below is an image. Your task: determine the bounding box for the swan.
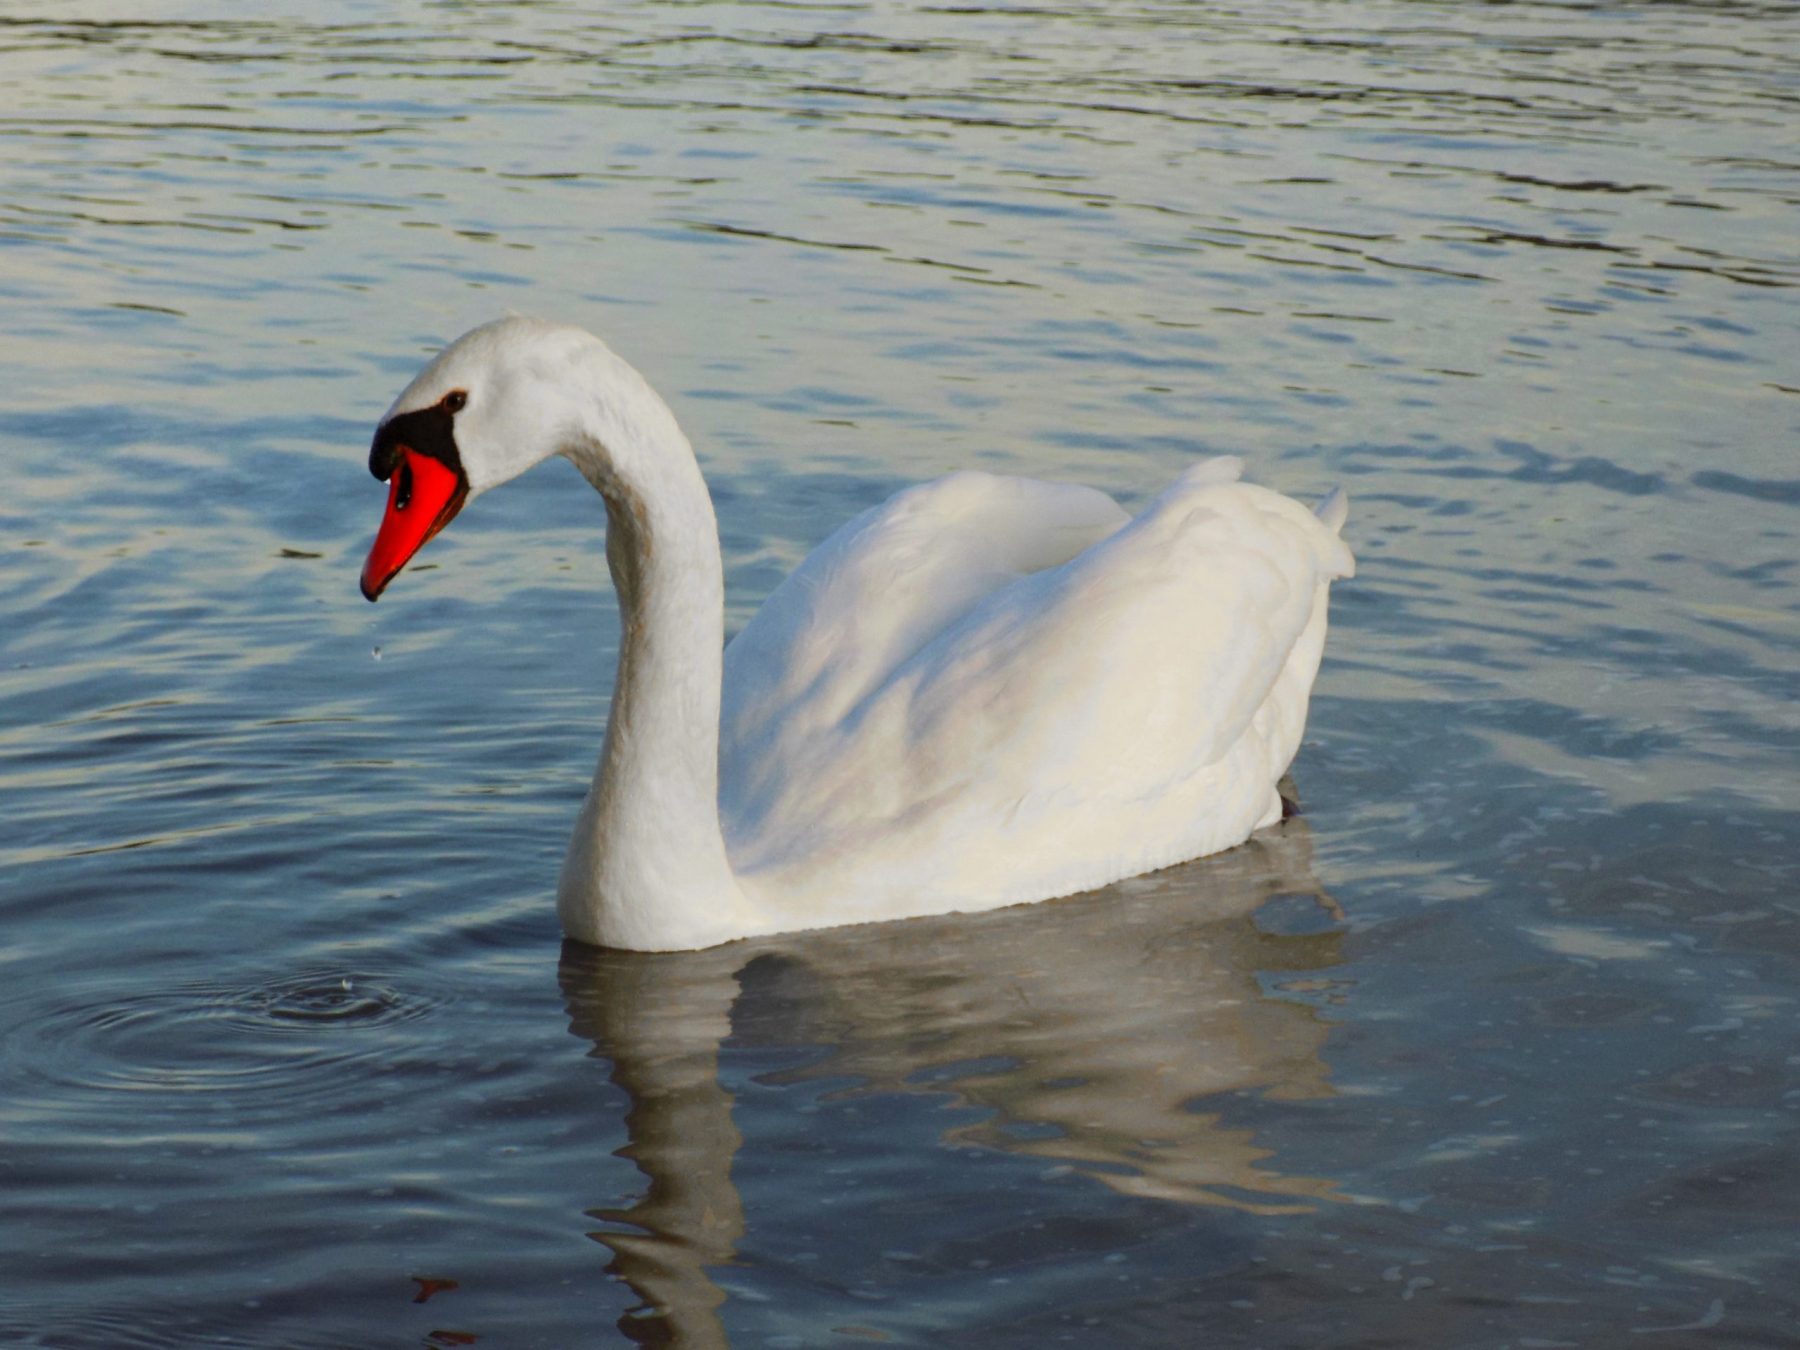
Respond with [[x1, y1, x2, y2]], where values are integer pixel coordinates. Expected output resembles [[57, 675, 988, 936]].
[[359, 317, 1354, 952]]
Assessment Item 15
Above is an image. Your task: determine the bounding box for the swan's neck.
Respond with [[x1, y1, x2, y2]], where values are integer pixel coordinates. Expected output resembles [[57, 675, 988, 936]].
[[553, 361, 757, 950]]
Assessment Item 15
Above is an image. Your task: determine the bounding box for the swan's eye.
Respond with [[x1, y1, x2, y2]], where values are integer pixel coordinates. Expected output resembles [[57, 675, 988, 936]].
[[443, 390, 467, 414], [395, 460, 414, 510]]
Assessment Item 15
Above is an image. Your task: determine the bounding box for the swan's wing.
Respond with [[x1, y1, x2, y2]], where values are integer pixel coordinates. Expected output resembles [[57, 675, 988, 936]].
[[892, 457, 1352, 781], [719, 470, 1130, 807], [728, 457, 1354, 909]]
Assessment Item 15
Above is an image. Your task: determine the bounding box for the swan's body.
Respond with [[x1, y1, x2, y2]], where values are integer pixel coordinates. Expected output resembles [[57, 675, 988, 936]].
[[361, 318, 1353, 952]]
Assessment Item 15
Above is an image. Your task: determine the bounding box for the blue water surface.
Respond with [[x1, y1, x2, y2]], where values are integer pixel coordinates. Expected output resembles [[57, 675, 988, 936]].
[[2, 2, 1796, 1345]]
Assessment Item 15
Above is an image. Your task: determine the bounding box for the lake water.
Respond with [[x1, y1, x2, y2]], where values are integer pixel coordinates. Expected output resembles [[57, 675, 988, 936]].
[[2, 1, 1796, 1345]]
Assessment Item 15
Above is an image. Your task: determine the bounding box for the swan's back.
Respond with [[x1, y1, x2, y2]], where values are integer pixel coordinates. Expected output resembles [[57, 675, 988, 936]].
[[717, 457, 1352, 930], [719, 471, 1129, 804]]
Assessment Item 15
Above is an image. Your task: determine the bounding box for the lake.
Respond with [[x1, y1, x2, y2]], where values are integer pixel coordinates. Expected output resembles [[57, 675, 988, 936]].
[[2, 1, 1796, 1345]]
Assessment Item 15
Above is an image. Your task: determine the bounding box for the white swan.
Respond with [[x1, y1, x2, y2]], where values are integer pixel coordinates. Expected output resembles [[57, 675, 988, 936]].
[[360, 317, 1354, 952]]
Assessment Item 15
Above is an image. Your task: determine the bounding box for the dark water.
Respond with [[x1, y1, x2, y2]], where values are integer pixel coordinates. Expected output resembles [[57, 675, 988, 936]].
[[3, 2, 1797, 1345]]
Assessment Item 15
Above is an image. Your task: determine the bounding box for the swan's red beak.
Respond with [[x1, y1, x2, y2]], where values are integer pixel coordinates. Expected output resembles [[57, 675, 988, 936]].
[[361, 448, 469, 601]]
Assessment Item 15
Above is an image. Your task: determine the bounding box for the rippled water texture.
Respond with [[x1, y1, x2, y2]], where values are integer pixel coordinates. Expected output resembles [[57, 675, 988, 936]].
[[2, 2, 1796, 1345]]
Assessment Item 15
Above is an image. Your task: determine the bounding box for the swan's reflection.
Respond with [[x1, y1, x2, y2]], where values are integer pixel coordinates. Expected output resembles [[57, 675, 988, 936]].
[[560, 814, 1345, 1345]]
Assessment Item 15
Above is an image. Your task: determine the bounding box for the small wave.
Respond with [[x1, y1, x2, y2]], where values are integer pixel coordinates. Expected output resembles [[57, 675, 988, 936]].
[[3, 971, 446, 1117]]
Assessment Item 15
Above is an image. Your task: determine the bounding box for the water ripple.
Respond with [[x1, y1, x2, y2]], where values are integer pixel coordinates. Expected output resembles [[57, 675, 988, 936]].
[[6, 972, 446, 1120]]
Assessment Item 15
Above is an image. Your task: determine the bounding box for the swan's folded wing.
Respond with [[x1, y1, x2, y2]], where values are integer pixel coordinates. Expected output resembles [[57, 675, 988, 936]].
[[893, 461, 1353, 797], [720, 471, 1129, 810], [728, 459, 1352, 874]]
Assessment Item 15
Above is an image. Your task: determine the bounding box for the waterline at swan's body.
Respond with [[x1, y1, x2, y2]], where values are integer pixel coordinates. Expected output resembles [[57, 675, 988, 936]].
[[361, 317, 1354, 951]]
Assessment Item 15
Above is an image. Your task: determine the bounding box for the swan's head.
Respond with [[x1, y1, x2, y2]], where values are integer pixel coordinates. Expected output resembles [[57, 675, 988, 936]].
[[360, 316, 613, 601]]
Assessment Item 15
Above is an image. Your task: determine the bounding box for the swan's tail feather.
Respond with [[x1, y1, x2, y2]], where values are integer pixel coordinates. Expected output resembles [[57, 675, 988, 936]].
[[1314, 486, 1349, 535], [1175, 455, 1245, 490]]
